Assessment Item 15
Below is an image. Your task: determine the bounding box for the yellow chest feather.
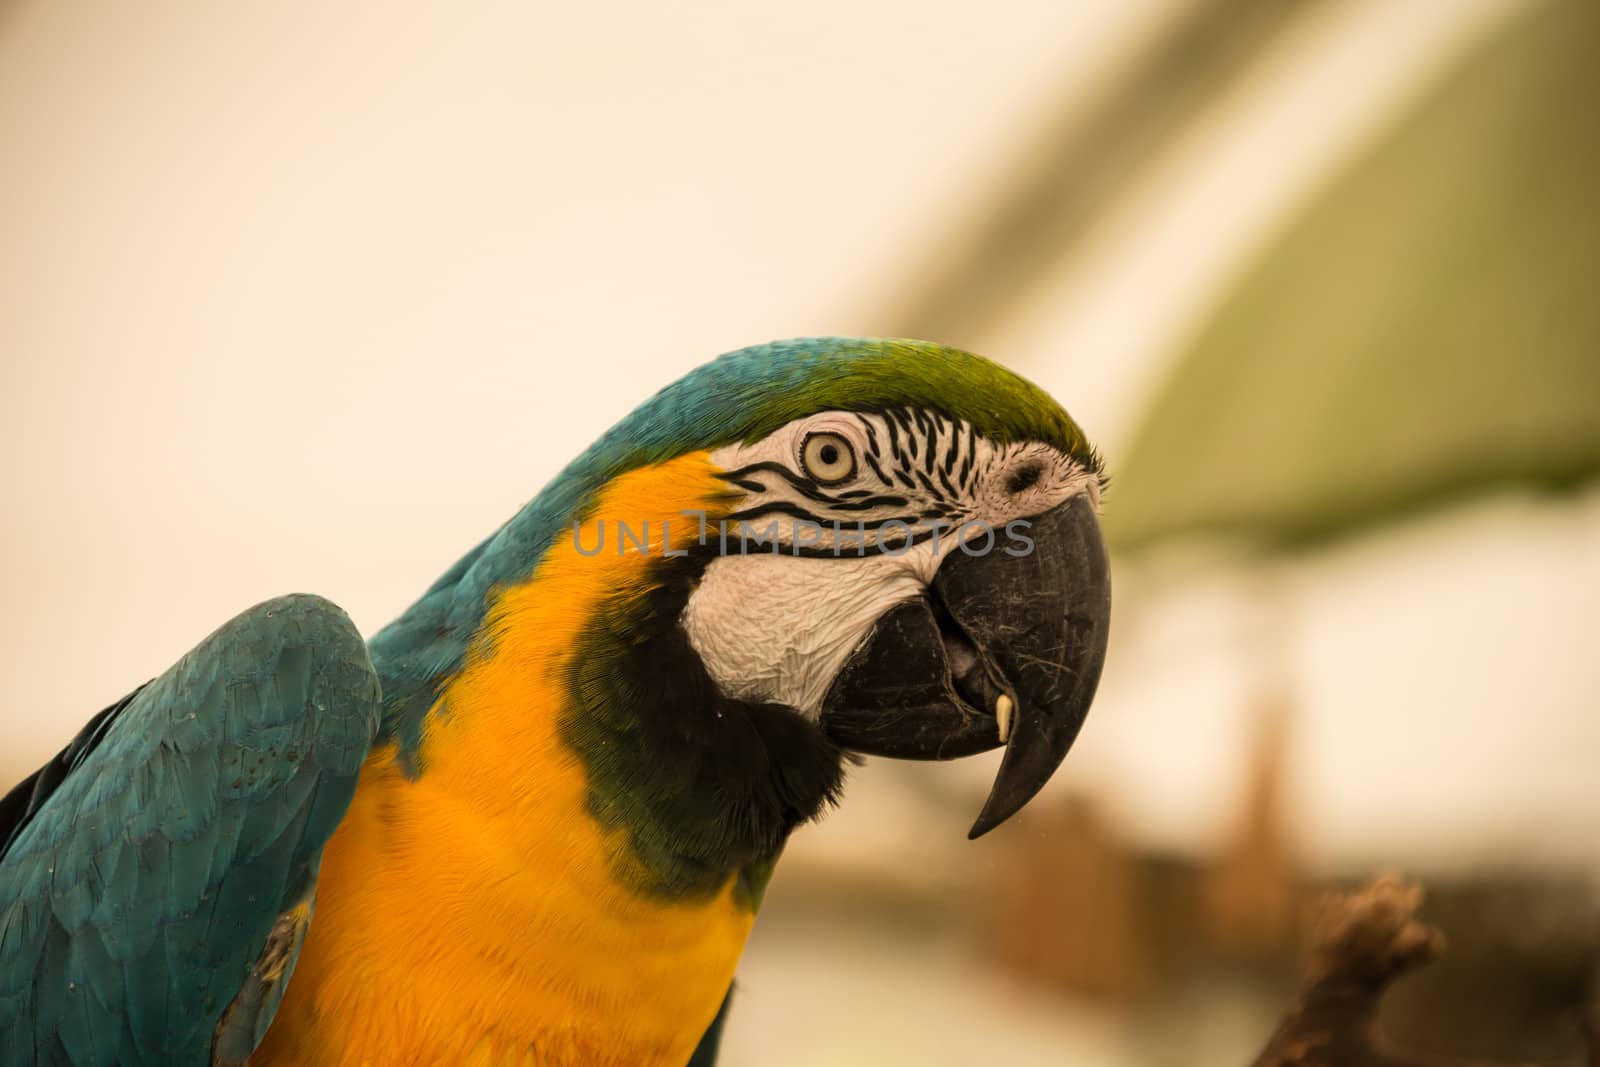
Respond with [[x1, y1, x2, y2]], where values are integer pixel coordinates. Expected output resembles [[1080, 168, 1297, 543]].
[[253, 456, 751, 1066]]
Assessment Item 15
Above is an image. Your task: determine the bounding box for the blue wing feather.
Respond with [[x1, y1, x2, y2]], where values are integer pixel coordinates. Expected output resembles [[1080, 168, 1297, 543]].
[[686, 985, 732, 1066], [0, 594, 380, 1065]]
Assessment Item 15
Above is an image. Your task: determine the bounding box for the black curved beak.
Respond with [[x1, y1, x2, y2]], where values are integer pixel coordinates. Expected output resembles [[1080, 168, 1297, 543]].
[[818, 494, 1111, 838]]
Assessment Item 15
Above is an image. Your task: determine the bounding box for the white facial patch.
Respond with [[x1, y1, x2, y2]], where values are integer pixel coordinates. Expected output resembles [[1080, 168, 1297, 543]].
[[679, 409, 1098, 718], [680, 550, 928, 716]]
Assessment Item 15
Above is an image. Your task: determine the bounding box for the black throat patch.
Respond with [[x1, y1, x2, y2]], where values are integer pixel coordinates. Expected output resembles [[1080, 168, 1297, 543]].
[[561, 553, 848, 904]]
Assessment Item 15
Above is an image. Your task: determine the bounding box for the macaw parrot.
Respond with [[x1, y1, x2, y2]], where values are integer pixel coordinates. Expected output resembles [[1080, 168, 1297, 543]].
[[0, 338, 1110, 1066]]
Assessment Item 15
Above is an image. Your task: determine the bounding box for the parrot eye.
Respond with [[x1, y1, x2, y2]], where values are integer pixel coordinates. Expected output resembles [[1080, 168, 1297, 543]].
[[799, 431, 857, 485]]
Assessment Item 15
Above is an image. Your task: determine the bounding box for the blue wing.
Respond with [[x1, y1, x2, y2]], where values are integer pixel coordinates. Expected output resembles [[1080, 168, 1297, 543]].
[[0, 594, 380, 1065], [686, 987, 732, 1066]]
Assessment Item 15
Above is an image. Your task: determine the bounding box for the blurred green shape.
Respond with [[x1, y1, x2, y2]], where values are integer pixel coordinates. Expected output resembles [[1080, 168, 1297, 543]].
[[1107, 0, 1600, 554]]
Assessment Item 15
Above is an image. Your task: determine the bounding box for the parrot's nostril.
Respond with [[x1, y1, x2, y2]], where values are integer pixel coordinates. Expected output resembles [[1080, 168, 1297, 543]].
[[1006, 464, 1042, 495]]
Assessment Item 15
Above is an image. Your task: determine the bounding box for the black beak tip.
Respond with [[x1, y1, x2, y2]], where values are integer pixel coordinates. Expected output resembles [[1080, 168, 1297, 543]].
[[966, 748, 1042, 839], [964, 714, 1089, 841], [967, 808, 1004, 841]]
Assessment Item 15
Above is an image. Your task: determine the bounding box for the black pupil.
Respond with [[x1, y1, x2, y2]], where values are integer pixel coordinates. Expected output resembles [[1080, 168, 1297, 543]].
[[819, 443, 839, 465]]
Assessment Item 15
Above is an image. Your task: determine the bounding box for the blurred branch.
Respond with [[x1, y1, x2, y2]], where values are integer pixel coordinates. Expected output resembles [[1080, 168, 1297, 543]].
[[1585, 966, 1600, 1067], [1250, 875, 1563, 1067], [887, 0, 1331, 346]]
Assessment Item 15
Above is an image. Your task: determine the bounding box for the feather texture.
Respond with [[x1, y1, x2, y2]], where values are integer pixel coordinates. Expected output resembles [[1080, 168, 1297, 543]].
[[0, 595, 380, 1065]]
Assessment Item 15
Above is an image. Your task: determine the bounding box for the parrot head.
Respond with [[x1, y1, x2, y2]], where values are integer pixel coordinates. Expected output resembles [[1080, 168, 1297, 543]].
[[672, 347, 1109, 839], [372, 337, 1109, 892]]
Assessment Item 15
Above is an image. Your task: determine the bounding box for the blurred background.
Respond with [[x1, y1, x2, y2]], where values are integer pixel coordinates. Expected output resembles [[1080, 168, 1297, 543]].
[[2, 0, 1597, 1063]]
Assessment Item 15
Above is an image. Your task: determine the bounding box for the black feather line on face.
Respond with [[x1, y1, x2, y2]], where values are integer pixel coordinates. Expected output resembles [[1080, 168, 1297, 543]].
[[725, 501, 833, 526], [781, 524, 940, 559], [830, 497, 911, 513], [914, 410, 939, 475], [719, 460, 818, 489], [714, 489, 938, 556], [717, 462, 890, 509], [863, 450, 891, 486], [941, 425, 961, 479], [890, 408, 918, 460], [883, 409, 921, 460], [883, 412, 904, 464], [717, 463, 910, 515], [724, 499, 921, 532], [914, 469, 947, 504], [856, 415, 881, 457]]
